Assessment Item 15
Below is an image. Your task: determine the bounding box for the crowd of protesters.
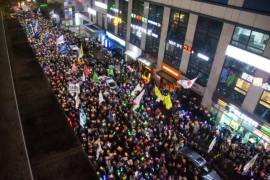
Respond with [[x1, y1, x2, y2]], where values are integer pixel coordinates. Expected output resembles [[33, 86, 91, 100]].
[[17, 7, 270, 180]]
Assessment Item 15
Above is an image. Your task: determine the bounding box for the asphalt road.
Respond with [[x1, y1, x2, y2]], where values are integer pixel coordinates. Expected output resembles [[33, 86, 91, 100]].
[[0, 13, 98, 180]]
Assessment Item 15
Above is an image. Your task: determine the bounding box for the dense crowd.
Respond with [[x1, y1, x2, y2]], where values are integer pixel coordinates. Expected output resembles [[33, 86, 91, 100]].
[[18, 8, 270, 180]]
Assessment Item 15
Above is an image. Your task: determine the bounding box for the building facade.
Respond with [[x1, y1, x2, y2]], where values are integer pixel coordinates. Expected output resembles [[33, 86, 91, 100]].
[[69, 0, 270, 146]]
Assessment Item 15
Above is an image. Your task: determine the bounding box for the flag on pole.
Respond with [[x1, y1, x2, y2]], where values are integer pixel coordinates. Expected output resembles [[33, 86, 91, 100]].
[[56, 35, 65, 45], [207, 137, 217, 153], [71, 63, 77, 73], [242, 154, 259, 174], [96, 139, 103, 160], [44, 32, 50, 44], [82, 72, 86, 81], [79, 43, 84, 58], [99, 91, 105, 104], [92, 71, 99, 83], [84, 64, 90, 78], [37, 8, 41, 15], [177, 77, 198, 89], [133, 89, 145, 111], [79, 107, 87, 127], [107, 65, 114, 76], [154, 86, 164, 101], [75, 93, 80, 109], [163, 95, 172, 110], [34, 20, 38, 33], [131, 83, 143, 97]]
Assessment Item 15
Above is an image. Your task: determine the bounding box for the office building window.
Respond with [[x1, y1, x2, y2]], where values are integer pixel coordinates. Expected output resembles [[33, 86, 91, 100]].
[[255, 79, 270, 122], [145, 4, 163, 59], [164, 9, 189, 69], [216, 57, 256, 106], [186, 16, 223, 87], [244, 0, 270, 14], [107, 0, 116, 33], [130, 0, 144, 47], [201, 0, 228, 5], [231, 26, 269, 54], [117, 0, 128, 39]]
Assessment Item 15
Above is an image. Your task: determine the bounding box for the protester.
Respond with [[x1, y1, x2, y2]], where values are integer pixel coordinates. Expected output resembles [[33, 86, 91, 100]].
[[18, 8, 270, 180]]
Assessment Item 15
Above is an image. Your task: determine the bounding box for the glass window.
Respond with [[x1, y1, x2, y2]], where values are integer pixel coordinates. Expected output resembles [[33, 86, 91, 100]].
[[247, 31, 269, 53], [255, 79, 270, 122], [107, 0, 116, 33], [130, 0, 144, 47], [215, 57, 256, 106], [231, 26, 269, 54], [186, 16, 223, 87], [117, 0, 128, 39], [164, 9, 189, 69], [145, 4, 163, 59], [244, 0, 270, 14]]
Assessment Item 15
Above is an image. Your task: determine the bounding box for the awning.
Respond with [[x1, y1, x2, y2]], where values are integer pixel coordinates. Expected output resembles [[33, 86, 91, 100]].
[[125, 50, 141, 60], [157, 70, 177, 83], [83, 24, 102, 33], [138, 57, 152, 67]]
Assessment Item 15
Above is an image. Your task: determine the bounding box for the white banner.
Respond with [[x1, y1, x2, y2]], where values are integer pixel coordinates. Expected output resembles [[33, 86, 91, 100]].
[[56, 35, 65, 45], [68, 82, 80, 95], [131, 84, 143, 97]]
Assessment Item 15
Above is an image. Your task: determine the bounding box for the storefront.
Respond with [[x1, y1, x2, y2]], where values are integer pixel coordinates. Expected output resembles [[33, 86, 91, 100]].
[[82, 24, 102, 40], [96, 31, 126, 57], [137, 57, 153, 83], [125, 43, 142, 62], [156, 63, 181, 92], [213, 98, 270, 148]]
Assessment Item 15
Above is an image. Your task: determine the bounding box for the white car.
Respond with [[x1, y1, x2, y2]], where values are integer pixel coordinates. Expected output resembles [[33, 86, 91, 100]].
[[105, 78, 118, 90]]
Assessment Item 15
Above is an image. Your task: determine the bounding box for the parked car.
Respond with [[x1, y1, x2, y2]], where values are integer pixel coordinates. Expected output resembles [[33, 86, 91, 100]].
[[180, 146, 222, 180], [105, 78, 118, 90]]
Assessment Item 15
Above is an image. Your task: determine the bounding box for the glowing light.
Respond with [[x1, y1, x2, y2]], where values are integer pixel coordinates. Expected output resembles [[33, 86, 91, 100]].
[[197, 53, 209, 61], [95, 1, 107, 9], [225, 45, 270, 73], [162, 64, 179, 77], [148, 19, 161, 27], [138, 58, 152, 67], [87, 7, 96, 15], [106, 31, 126, 47]]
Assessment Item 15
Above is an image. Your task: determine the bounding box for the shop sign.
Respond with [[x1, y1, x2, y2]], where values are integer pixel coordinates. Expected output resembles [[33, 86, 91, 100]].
[[229, 105, 259, 128], [217, 99, 227, 110], [260, 126, 270, 137], [262, 83, 270, 91], [241, 72, 254, 83], [168, 40, 193, 54]]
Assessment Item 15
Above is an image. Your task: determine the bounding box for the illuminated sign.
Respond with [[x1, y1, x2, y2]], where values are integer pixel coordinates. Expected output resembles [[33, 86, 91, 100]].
[[197, 53, 209, 61], [87, 8, 96, 15], [226, 45, 270, 74], [95, 1, 107, 9], [161, 63, 180, 79]]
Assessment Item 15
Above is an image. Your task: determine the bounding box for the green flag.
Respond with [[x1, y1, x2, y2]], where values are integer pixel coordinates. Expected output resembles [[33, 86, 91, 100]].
[[92, 71, 99, 83], [107, 65, 114, 76]]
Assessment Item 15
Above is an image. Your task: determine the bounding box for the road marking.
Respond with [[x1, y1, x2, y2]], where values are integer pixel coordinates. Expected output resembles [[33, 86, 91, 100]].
[[0, 11, 34, 180]]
